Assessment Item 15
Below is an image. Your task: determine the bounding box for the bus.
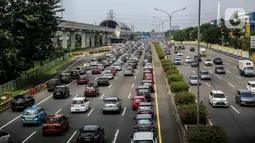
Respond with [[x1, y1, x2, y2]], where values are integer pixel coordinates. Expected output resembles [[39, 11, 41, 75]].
[[90, 58, 98, 66]]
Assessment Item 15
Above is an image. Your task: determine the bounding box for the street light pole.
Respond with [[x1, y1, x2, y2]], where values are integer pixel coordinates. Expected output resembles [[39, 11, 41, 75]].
[[197, 0, 201, 125], [153, 16, 164, 32]]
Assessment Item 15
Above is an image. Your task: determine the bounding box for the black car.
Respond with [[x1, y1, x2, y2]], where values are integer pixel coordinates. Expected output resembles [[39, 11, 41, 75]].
[[76, 125, 105, 143], [11, 94, 35, 111], [134, 114, 154, 132], [59, 73, 72, 83], [141, 80, 154, 93], [215, 66, 226, 74], [194, 55, 201, 62], [53, 86, 70, 99], [97, 77, 110, 86], [191, 60, 198, 67], [75, 66, 86, 75], [47, 79, 61, 92], [235, 90, 255, 106], [181, 45, 185, 50], [214, 57, 223, 65], [190, 47, 195, 51], [70, 70, 80, 79]]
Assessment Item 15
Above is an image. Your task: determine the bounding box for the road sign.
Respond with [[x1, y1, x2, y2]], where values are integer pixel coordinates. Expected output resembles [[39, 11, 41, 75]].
[[251, 36, 255, 49]]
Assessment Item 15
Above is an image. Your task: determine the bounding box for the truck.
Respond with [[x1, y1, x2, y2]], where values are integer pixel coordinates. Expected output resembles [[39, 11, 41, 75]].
[[238, 60, 255, 76], [90, 57, 98, 66], [199, 48, 206, 57]]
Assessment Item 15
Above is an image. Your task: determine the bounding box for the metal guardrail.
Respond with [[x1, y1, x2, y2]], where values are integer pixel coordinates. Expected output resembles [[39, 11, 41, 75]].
[[0, 53, 71, 96]]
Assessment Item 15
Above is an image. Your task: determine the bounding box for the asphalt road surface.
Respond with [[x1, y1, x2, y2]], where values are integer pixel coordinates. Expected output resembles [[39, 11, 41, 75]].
[[171, 45, 255, 143], [0, 44, 180, 143]]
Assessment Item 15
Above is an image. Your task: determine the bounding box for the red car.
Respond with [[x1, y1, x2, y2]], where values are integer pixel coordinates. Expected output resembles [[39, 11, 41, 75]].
[[143, 70, 153, 76], [143, 74, 154, 84], [84, 83, 100, 97], [42, 114, 69, 135], [108, 67, 117, 76], [132, 96, 147, 110], [77, 75, 89, 85], [92, 67, 101, 74]]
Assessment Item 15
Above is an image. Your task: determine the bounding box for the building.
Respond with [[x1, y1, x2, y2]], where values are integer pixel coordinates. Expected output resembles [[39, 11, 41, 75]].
[[248, 12, 255, 34], [210, 19, 217, 25]]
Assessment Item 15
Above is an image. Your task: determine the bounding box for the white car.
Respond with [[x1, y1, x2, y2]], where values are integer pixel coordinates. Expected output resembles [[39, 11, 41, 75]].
[[209, 90, 228, 107], [204, 59, 213, 66], [0, 130, 11, 143], [145, 63, 152, 67], [177, 52, 183, 56], [185, 56, 192, 63], [246, 81, 255, 94], [103, 72, 114, 80], [112, 65, 122, 71], [97, 64, 105, 70], [71, 97, 90, 113], [144, 65, 153, 69]]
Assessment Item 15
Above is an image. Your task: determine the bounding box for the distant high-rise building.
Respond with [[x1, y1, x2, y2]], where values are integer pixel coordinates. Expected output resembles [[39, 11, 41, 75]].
[[172, 26, 180, 30]]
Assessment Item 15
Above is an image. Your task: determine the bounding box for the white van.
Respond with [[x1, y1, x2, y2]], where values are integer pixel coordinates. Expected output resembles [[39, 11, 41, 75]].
[[238, 60, 254, 76]]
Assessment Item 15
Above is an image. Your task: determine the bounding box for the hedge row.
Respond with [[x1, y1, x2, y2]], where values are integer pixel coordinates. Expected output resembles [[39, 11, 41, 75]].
[[154, 42, 227, 143]]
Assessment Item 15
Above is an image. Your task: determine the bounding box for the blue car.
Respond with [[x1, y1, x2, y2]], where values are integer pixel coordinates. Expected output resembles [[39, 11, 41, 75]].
[[21, 105, 47, 125]]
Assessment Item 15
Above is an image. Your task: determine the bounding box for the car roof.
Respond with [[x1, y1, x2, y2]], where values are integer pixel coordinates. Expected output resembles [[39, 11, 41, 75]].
[[174, 58, 180, 60], [211, 90, 224, 94], [24, 105, 40, 111], [138, 85, 150, 88], [73, 97, 86, 101], [47, 114, 63, 118], [105, 97, 118, 100], [133, 132, 154, 140], [134, 96, 145, 99], [81, 125, 99, 131], [190, 75, 198, 78], [238, 89, 252, 93], [56, 85, 66, 88], [139, 102, 152, 106], [248, 81, 255, 84], [136, 114, 152, 119], [142, 80, 152, 83]]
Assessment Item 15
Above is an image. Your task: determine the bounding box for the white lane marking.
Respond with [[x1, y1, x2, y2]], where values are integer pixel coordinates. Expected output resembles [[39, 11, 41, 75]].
[[137, 71, 139, 74], [87, 108, 94, 116], [55, 109, 62, 114], [100, 93, 105, 99], [188, 66, 190, 68], [22, 131, 36, 143], [206, 82, 211, 87], [231, 105, 240, 114], [63, 55, 85, 73], [134, 76, 136, 79], [138, 66, 139, 69], [0, 114, 22, 129], [95, 77, 98, 80], [236, 76, 242, 79], [108, 84, 112, 88], [131, 83, 134, 88], [67, 131, 77, 143], [226, 70, 231, 73], [216, 75, 222, 79], [36, 95, 53, 106], [228, 83, 235, 88], [73, 94, 79, 98], [67, 80, 76, 86], [233, 66, 236, 68], [112, 129, 120, 143], [192, 70, 195, 73], [128, 93, 131, 99], [121, 107, 126, 116], [115, 77, 118, 80]]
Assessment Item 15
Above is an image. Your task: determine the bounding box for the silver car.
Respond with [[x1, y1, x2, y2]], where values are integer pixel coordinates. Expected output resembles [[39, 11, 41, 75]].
[[124, 69, 134, 76], [102, 97, 122, 114], [200, 70, 211, 80], [103, 72, 114, 80], [0, 130, 11, 143], [130, 132, 158, 143], [189, 75, 201, 85]]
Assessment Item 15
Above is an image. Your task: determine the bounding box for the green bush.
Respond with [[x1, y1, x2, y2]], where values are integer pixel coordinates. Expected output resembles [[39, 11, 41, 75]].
[[170, 81, 189, 93], [154, 43, 166, 59], [174, 91, 195, 105], [166, 69, 179, 76], [162, 62, 171, 69], [187, 125, 227, 143], [179, 103, 208, 124], [161, 59, 169, 63], [167, 74, 183, 84], [163, 65, 171, 72]]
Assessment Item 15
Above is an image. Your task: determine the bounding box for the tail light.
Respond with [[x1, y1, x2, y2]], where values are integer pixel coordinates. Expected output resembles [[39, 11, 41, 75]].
[[55, 124, 61, 126], [43, 124, 47, 127], [80, 104, 85, 106], [138, 111, 142, 114], [71, 104, 75, 107], [94, 135, 99, 140]]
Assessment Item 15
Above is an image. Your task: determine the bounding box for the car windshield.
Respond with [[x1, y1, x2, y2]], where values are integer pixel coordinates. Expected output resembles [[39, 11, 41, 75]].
[[72, 100, 84, 104], [190, 76, 198, 80], [80, 130, 96, 137], [215, 58, 221, 60], [175, 59, 180, 61], [85, 86, 94, 90], [241, 92, 253, 97], [104, 99, 117, 103], [138, 106, 151, 110], [186, 57, 191, 59], [55, 87, 64, 90], [145, 76, 152, 79], [217, 67, 224, 70], [206, 59, 211, 61], [44, 118, 59, 124], [23, 110, 36, 115], [213, 93, 225, 98], [201, 72, 209, 75], [244, 67, 254, 70], [138, 89, 149, 93], [143, 83, 152, 86], [135, 98, 145, 102], [137, 119, 152, 125]]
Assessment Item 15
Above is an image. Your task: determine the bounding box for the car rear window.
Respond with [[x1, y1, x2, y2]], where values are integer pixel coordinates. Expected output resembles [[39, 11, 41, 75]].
[[104, 99, 117, 103], [135, 98, 145, 102], [44, 118, 59, 123], [145, 76, 152, 79], [72, 100, 84, 104], [138, 106, 151, 110], [23, 110, 36, 115], [138, 89, 150, 93], [80, 131, 96, 137], [137, 119, 152, 125]]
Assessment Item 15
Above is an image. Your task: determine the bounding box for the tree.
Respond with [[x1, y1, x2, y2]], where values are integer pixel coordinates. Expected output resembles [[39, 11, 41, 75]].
[[201, 26, 221, 44]]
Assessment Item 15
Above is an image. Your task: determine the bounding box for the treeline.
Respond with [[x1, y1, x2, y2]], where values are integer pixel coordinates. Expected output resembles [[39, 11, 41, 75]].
[[165, 19, 255, 51], [0, 0, 64, 83]]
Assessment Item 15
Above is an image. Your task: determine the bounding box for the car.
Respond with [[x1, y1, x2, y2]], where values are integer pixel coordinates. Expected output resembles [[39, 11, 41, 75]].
[[97, 64, 105, 71], [97, 77, 110, 86], [174, 58, 181, 65], [200, 70, 211, 80], [11, 94, 35, 111], [124, 68, 134, 76], [246, 81, 255, 94], [214, 57, 223, 65], [111, 64, 122, 71], [132, 96, 147, 110], [143, 74, 154, 84], [137, 102, 154, 116], [75, 66, 86, 75], [136, 85, 152, 102], [145, 63, 152, 67], [194, 55, 201, 62], [102, 97, 122, 114], [0, 130, 11, 143], [190, 47, 195, 51], [59, 73, 72, 83], [189, 75, 201, 85], [70, 70, 80, 79], [76, 125, 105, 143], [209, 90, 228, 107], [47, 79, 61, 92], [21, 105, 47, 125], [144, 69, 153, 76], [84, 83, 100, 97], [107, 67, 117, 76], [53, 86, 70, 99], [141, 80, 154, 93], [185, 56, 192, 63], [102, 72, 114, 80], [77, 75, 90, 85], [71, 97, 90, 113], [204, 59, 213, 66], [235, 90, 255, 106], [191, 60, 198, 67], [130, 132, 158, 143], [215, 66, 225, 74], [177, 52, 183, 56], [42, 114, 69, 135], [134, 114, 154, 132], [92, 67, 101, 74]]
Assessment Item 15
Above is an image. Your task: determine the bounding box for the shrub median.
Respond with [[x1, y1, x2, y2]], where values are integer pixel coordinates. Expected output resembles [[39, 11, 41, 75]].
[[154, 42, 227, 143]]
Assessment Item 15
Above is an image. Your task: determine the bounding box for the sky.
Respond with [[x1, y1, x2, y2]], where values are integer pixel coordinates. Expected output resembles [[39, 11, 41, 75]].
[[60, 0, 255, 32]]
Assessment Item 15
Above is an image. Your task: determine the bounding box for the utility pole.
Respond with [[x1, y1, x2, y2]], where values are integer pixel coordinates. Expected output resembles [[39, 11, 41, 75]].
[[197, 0, 201, 125], [217, 0, 221, 25], [61, 0, 64, 19], [106, 10, 116, 27]]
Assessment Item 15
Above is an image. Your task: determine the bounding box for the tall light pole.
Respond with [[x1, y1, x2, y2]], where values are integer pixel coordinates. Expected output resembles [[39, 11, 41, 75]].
[[153, 16, 164, 32], [61, 0, 64, 19], [197, 0, 201, 125], [154, 7, 187, 61]]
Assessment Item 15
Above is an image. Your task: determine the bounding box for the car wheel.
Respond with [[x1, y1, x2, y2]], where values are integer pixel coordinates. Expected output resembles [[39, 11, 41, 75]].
[[7, 137, 11, 143]]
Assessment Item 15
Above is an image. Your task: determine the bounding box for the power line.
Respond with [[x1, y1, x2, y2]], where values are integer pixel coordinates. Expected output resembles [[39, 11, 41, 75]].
[[116, 17, 216, 22]]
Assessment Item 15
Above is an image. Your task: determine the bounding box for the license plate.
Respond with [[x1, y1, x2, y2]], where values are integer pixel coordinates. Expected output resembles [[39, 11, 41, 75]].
[[26, 118, 32, 120], [76, 109, 80, 111]]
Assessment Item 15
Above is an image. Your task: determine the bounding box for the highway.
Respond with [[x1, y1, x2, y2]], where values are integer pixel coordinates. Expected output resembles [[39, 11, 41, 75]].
[[0, 43, 180, 143], [171, 45, 255, 143]]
